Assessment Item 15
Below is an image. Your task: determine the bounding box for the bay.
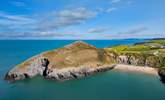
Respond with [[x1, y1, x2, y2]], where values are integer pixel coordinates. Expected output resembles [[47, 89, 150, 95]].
[[1, 39, 165, 100]]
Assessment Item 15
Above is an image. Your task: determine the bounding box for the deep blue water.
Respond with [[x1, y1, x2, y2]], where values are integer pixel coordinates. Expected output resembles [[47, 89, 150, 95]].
[[0, 39, 165, 100]]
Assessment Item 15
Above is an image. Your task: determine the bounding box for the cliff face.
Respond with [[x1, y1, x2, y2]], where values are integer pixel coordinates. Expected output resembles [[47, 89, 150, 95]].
[[117, 53, 165, 67], [5, 41, 116, 82]]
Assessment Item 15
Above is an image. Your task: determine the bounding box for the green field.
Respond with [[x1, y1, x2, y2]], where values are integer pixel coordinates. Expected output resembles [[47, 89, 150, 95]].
[[105, 40, 165, 56]]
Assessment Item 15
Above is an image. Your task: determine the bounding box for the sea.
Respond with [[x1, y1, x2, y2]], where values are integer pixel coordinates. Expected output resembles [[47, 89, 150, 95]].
[[0, 39, 165, 100]]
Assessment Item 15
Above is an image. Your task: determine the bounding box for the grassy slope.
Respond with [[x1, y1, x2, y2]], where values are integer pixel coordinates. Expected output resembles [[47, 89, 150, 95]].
[[16, 41, 115, 71], [43, 42, 116, 69]]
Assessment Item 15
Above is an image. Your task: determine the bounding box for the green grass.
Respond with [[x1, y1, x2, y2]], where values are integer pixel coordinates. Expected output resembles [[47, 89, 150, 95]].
[[105, 39, 165, 56], [148, 40, 165, 44], [125, 45, 151, 51], [106, 45, 151, 53], [106, 39, 164, 51], [106, 45, 129, 52]]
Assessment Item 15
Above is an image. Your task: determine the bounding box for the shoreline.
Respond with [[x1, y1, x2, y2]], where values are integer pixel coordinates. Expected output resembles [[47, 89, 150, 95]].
[[5, 65, 115, 82], [113, 64, 158, 76]]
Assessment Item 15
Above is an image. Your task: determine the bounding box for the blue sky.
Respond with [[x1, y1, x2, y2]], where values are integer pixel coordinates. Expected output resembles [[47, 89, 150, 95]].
[[0, 0, 165, 39]]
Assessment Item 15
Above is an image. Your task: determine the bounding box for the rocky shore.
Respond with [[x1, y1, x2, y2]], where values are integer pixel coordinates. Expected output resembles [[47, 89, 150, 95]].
[[5, 41, 116, 82], [5, 62, 115, 82], [45, 65, 115, 81]]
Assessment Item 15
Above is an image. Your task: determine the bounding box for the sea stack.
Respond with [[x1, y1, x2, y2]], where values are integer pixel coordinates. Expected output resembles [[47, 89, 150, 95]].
[[5, 41, 116, 82]]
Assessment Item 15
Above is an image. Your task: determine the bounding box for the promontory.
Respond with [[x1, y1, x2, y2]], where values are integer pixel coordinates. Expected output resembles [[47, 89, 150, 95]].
[[5, 40, 165, 83]]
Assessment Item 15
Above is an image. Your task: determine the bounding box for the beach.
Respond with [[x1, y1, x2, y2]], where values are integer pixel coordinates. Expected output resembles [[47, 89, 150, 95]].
[[114, 64, 158, 75]]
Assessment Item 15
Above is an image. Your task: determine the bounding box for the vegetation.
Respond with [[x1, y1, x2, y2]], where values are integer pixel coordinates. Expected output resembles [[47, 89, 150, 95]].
[[105, 39, 165, 55], [105, 39, 165, 71], [124, 45, 151, 51], [148, 40, 165, 44], [16, 41, 116, 70], [105, 45, 129, 53]]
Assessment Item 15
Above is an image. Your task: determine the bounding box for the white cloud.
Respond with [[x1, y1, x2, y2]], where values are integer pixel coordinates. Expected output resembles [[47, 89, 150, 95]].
[[117, 27, 148, 34], [0, 7, 98, 39], [111, 0, 121, 4], [0, 12, 36, 33], [11, 1, 26, 7], [0, 7, 97, 31], [57, 7, 96, 19], [0, 12, 33, 22], [0, 1, 163, 40], [106, 7, 117, 13], [127, 1, 133, 5], [35, 7, 97, 31], [88, 27, 108, 33]]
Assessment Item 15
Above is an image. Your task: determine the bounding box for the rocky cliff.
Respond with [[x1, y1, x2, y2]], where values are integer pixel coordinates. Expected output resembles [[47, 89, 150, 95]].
[[5, 41, 116, 82], [105, 39, 165, 83], [116, 53, 164, 67]]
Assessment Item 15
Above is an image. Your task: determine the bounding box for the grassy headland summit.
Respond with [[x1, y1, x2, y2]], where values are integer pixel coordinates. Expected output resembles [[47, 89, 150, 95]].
[[5, 39, 165, 83]]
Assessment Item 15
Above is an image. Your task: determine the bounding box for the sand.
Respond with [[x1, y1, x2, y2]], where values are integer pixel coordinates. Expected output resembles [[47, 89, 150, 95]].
[[113, 64, 158, 75]]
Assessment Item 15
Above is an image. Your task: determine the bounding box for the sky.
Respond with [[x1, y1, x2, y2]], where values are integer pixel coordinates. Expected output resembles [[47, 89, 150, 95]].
[[0, 0, 165, 39]]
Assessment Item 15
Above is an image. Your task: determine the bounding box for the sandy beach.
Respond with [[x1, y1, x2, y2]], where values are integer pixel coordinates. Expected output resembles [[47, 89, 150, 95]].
[[113, 64, 158, 75]]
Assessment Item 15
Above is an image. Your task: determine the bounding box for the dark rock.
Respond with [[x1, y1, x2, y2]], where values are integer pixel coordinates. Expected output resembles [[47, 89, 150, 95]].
[[70, 72, 78, 79], [24, 73, 30, 78], [158, 69, 165, 84], [42, 58, 49, 77]]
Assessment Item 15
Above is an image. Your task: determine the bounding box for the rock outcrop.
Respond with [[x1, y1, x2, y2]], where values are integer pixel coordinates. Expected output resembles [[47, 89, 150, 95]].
[[5, 41, 116, 82], [117, 53, 165, 68], [158, 69, 165, 83]]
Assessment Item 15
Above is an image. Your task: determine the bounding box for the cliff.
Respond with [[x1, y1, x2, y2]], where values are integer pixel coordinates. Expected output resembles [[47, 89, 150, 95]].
[[5, 41, 116, 82], [105, 39, 165, 82]]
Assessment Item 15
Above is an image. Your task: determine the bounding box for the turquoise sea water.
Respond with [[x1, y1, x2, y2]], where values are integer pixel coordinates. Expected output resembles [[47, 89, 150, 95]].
[[0, 39, 165, 100]]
